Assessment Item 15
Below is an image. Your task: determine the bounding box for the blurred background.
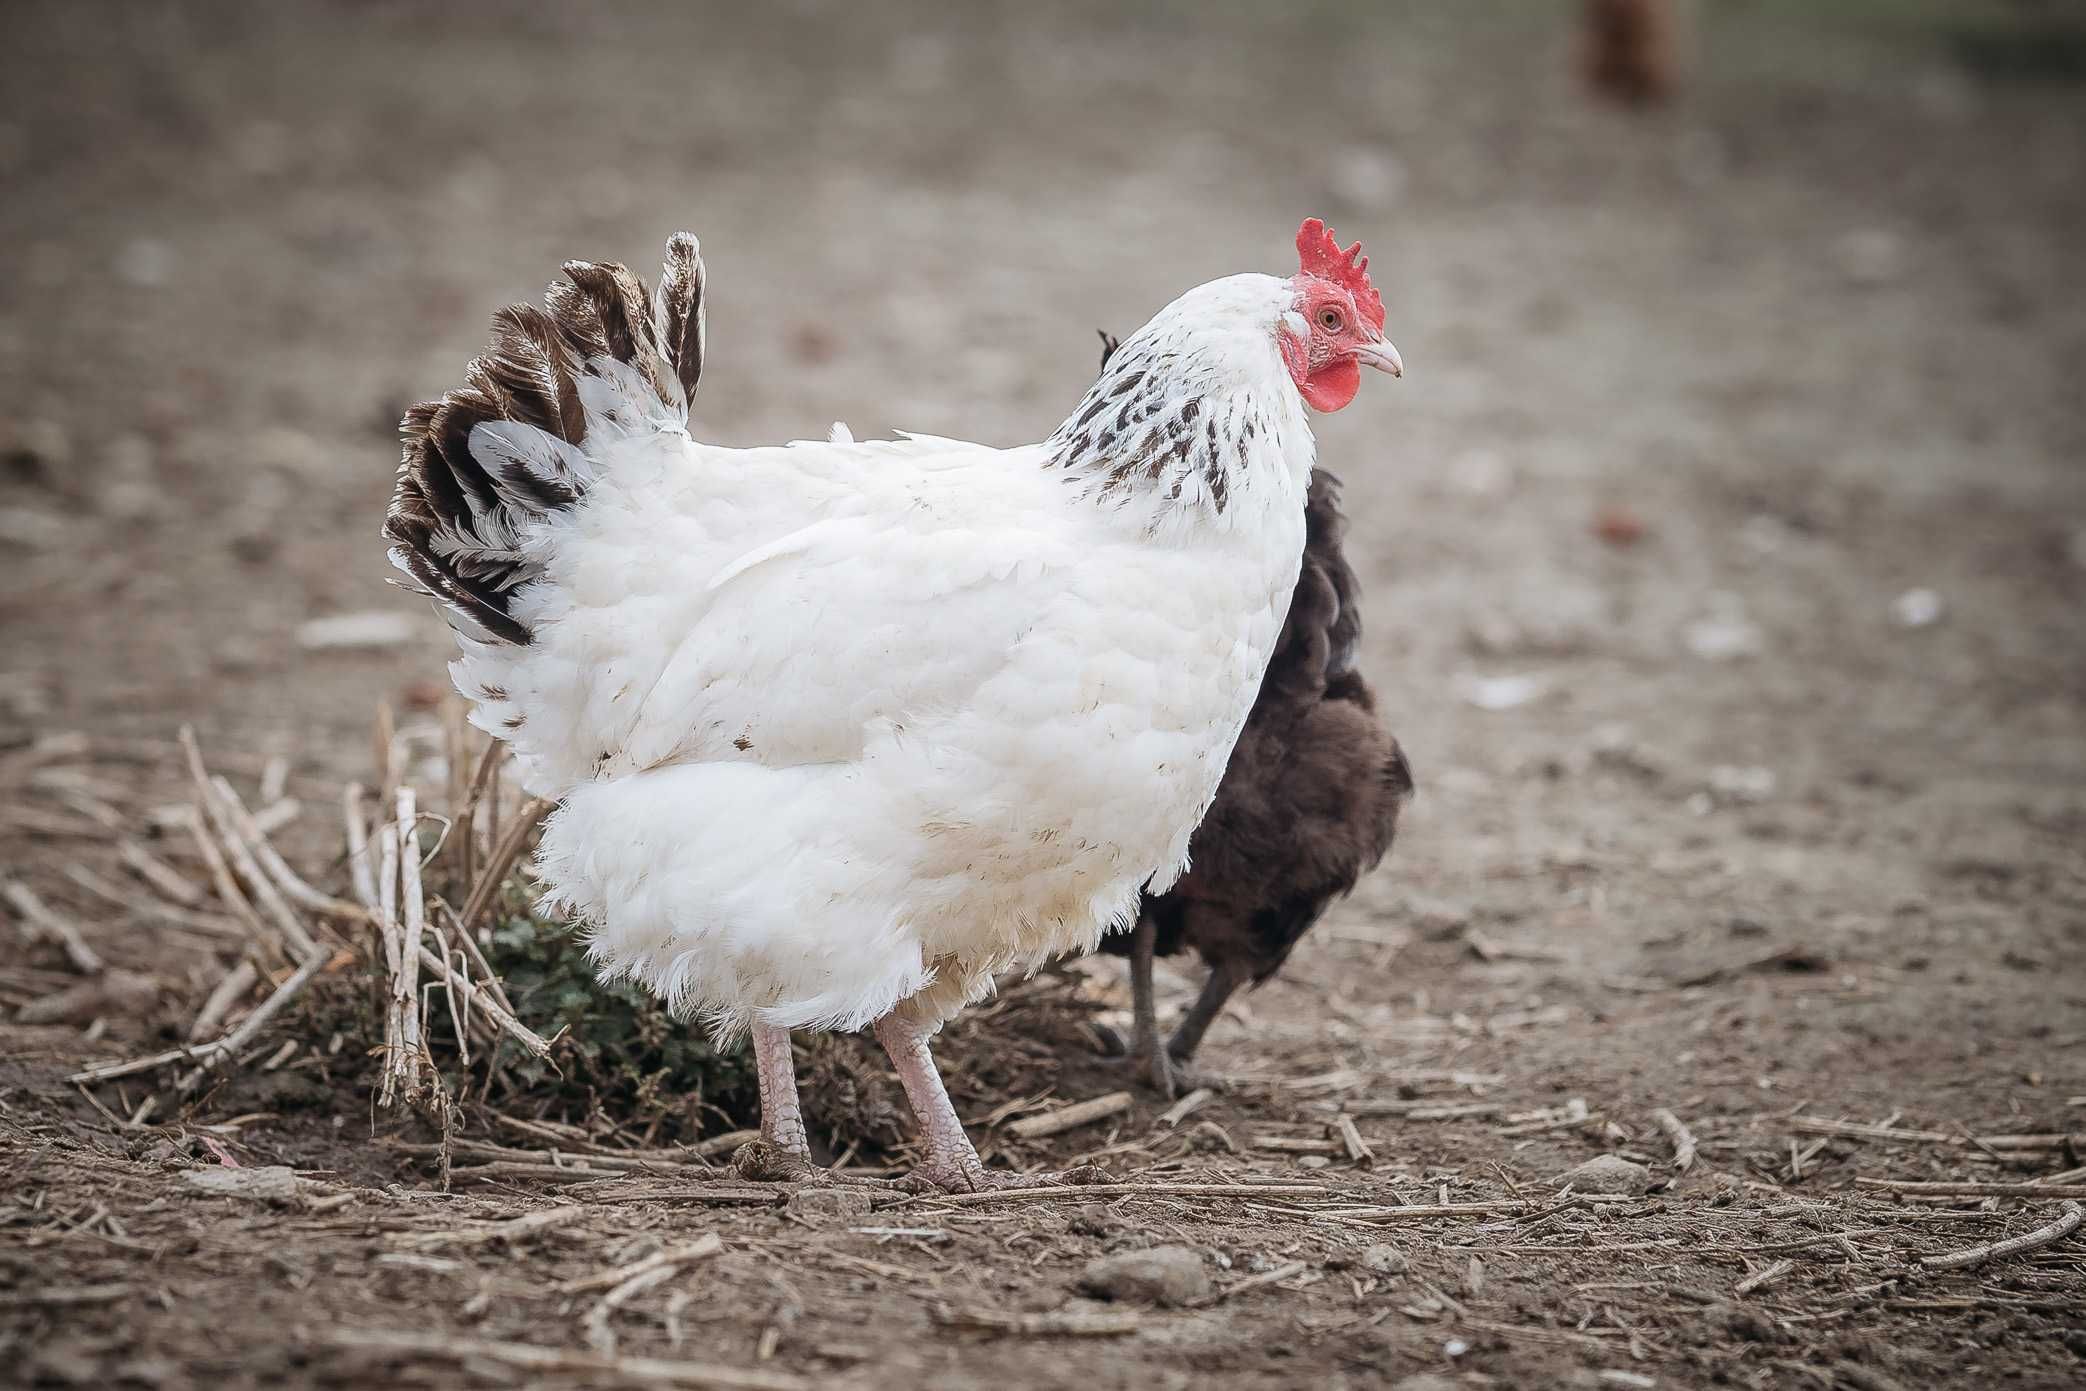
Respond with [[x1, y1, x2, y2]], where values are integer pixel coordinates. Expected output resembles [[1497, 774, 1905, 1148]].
[[4, 7, 2086, 1381], [3, 0, 2082, 972]]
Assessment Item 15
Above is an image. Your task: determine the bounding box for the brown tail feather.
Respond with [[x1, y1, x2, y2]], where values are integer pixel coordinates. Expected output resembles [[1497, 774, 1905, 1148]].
[[383, 234, 709, 646]]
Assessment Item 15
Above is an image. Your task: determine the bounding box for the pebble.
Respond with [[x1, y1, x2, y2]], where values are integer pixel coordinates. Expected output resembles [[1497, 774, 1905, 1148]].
[[98, 433, 158, 522], [1708, 765, 1776, 804], [1456, 672, 1549, 712], [1835, 227, 1908, 287], [1682, 612, 1763, 662], [5, 418, 71, 482], [1361, 1243, 1409, 1276], [1076, 1245, 1211, 1307], [1555, 1154, 1653, 1197], [297, 611, 419, 651], [784, 1186, 875, 1223], [116, 237, 175, 289], [1592, 504, 1646, 547], [1890, 587, 1944, 629]]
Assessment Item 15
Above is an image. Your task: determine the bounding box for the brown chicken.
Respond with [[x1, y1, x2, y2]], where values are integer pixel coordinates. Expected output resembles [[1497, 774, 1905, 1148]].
[[1090, 333, 1414, 1097]]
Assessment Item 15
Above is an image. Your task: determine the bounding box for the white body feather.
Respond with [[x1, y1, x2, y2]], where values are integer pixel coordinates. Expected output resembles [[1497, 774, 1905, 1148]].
[[441, 273, 1315, 1036]]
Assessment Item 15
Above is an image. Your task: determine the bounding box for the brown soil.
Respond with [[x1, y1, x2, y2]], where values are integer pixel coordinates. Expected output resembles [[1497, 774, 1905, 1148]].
[[4, 3, 2084, 1388]]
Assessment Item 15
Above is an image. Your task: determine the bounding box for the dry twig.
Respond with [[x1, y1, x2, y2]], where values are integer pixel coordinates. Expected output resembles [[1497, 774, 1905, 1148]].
[[3, 879, 104, 974], [924, 1181, 1329, 1208], [68, 947, 331, 1084], [1653, 1107, 1697, 1172], [326, 1328, 813, 1391], [1793, 1117, 2075, 1152], [1855, 1179, 2086, 1200], [118, 837, 204, 906], [398, 1205, 588, 1250], [1192, 1259, 1307, 1307], [932, 1305, 1144, 1337], [1918, 1201, 2083, 1271], [560, 1233, 724, 1294], [189, 958, 259, 1041], [1733, 1258, 1795, 1295], [1004, 1090, 1133, 1139]]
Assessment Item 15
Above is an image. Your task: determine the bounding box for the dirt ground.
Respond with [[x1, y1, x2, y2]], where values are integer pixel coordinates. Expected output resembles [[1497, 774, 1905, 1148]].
[[4, 2, 2086, 1387]]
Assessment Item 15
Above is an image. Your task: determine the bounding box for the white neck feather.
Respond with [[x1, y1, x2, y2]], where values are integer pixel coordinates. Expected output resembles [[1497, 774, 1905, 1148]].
[[1047, 274, 1313, 532]]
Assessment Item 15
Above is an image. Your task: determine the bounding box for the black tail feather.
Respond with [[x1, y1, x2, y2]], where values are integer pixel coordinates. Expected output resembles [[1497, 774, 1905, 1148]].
[[384, 235, 709, 646]]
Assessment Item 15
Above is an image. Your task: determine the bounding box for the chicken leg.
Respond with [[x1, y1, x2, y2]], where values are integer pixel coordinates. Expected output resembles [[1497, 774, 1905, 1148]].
[[732, 1022, 888, 1186], [873, 1013, 1103, 1193], [1162, 957, 1247, 1071], [1114, 914, 1237, 1098], [731, 1021, 823, 1181]]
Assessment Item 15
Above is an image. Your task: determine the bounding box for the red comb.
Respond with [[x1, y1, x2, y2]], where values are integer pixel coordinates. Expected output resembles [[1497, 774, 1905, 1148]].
[[1295, 217, 1385, 332]]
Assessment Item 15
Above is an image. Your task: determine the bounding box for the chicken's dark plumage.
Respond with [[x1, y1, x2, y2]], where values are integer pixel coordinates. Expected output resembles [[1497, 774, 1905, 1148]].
[[1090, 333, 1414, 1096]]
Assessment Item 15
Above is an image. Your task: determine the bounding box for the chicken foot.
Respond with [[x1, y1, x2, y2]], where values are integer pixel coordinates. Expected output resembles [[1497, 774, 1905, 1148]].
[[1099, 917, 1239, 1099], [873, 1013, 1104, 1193], [732, 1022, 889, 1186]]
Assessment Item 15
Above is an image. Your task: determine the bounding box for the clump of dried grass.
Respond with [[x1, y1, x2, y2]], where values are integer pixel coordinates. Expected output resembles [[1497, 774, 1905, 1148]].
[[36, 704, 772, 1157], [18, 701, 1114, 1168]]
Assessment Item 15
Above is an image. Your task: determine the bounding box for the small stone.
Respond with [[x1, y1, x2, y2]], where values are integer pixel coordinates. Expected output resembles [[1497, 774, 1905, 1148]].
[[1835, 227, 1907, 287], [1739, 513, 1796, 557], [1297, 1154, 1330, 1169], [97, 433, 159, 522], [1066, 1202, 1117, 1237], [1708, 1301, 1788, 1343], [1456, 672, 1549, 712], [1361, 1243, 1408, 1276], [1592, 504, 1646, 547], [1555, 1154, 1653, 1197], [297, 611, 419, 651], [116, 237, 175, 289], [1889, 587, 1944, 629], [1076, 1245, 1210, 1307], [1682, 614, 1762, 662], [4, 418, 71, 484], [1707, 765, 1776, 804], [784, 1186, 875, 1223], [180, 1165, 304, 1202]]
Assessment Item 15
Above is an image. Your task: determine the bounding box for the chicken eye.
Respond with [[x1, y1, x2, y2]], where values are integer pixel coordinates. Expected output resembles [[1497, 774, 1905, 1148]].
[[1318, 307, 1343, 333]]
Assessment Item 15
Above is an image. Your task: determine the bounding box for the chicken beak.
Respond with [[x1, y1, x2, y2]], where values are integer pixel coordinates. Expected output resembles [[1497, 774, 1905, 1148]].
[[1354, 338, 1404, 379]]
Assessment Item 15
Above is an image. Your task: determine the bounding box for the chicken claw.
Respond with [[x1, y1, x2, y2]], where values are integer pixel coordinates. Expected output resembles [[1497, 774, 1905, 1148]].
[[728, 1137, 896, 1188]]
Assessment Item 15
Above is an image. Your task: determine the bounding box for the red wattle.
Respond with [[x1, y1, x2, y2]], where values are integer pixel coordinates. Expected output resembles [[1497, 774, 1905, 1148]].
[[1298, 358, 1361, 413]]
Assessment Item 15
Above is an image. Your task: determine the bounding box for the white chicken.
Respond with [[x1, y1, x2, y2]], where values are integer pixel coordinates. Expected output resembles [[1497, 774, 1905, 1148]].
[[385, 218, 1401, 1190]]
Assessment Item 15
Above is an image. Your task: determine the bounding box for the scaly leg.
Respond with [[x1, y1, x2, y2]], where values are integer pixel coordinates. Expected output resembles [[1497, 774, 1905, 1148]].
[[873, 1013, 1103, 1193], [1123, 913, 1185, 1099], [751, 1021, 809, 1153], [1164, 959, 1246, 1070], [734, 1021, 890, 1184]]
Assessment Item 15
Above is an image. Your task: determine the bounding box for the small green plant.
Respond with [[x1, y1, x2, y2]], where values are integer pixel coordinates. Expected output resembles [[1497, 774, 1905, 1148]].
[[481, 897, 757, 1141]]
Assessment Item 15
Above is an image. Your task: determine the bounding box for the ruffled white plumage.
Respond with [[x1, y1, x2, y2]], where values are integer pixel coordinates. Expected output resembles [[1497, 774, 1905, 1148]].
[[411, 266, 1316, 1041], [453, 410, 1300, 1036]]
